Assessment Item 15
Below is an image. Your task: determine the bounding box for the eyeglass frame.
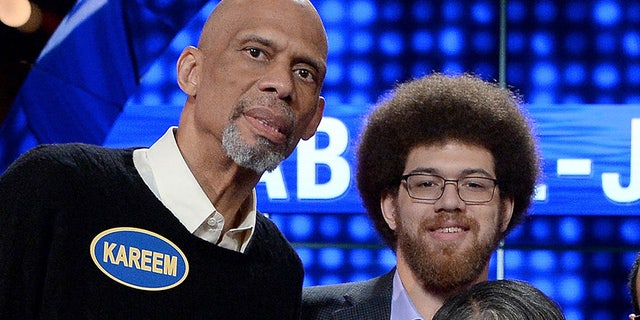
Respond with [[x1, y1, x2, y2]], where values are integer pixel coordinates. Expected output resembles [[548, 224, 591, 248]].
[[400, 173, 499, 204]]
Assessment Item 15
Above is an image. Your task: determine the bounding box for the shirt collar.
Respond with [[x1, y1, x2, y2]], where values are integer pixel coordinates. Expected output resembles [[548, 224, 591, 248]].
[[145, 127, 257, 240], [391, 270, 424, 320]]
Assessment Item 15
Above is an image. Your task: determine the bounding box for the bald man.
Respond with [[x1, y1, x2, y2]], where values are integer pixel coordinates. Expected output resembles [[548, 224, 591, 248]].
[[0, 0, 328, 318]]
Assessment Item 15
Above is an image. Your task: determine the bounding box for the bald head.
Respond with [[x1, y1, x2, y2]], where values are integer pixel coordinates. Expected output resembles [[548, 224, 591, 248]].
[[199, 0, 327, 60]]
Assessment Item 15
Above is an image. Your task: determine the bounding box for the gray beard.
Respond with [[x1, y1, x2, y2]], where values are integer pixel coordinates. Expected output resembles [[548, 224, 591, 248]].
[[221, 123, 288, 173]]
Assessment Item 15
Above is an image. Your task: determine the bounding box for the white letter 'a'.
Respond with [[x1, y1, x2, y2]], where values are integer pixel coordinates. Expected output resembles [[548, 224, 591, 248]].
[[297, 117, 350, 199], [602, 118, 640, 203]]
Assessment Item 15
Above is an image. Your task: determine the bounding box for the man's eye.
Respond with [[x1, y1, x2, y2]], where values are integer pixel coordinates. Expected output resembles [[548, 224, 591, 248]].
[[247, 48, 266, 59], [297, 69, 311, 79]]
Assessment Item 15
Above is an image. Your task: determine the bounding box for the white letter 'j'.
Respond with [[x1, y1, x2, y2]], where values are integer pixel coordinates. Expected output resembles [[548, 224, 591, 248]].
[[602, 118, 640, 203]]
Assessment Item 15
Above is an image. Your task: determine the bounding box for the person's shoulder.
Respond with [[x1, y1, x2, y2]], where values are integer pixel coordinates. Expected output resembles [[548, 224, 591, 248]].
[[303, 271, 394, 302], [2, 143, 137, 186], [301, 272, 394, 320], [303, 281, 363, 302], [12, 143, 129, 168]]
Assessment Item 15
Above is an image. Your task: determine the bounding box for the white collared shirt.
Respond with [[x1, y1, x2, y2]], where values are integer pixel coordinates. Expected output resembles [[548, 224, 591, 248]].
[[132, 127, 255, 252], [391, 270, 424, 320]]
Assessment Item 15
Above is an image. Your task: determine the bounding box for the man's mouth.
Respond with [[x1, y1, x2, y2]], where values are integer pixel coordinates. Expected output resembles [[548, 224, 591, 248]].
[[243, 107, 292, 144], [436, 227, 464, 233], [257, 118, 285, 134]]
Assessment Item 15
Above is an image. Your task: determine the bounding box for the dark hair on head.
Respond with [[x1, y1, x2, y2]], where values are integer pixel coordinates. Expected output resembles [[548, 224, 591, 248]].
[[356, 73, 540, 249], [630, 252, 640, 314], [433, 279, 565, 320]]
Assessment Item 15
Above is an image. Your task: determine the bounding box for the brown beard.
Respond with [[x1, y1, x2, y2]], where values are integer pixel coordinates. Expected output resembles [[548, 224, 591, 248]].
[[395, 207, 504, 297]]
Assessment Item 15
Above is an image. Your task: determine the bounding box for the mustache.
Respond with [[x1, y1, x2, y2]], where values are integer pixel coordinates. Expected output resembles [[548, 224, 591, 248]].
[[419, 212, 479, 232], [231, 95, 294, 123]]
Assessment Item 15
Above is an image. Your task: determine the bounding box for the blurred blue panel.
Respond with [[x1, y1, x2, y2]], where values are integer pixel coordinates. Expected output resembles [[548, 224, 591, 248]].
[[593, 63, 619, 88], [504, 250, 524, 270], [351, 31, 374, 53], [596, 33, 616, 53], [532, 32, 554, 56], [560, 251, 583, 271], [620, 218, 640, 243], [296, 247, 315, 268], [507, 31, 525, 52], [349, 249, 373, 268], [326, 30, 346, 55], [531, 219, 552, 241], [439, 28, 464, 55], [442, 62, 463, 75], [348, 215, 374, 242], [629, 3, 640, 22], [530, 278, 555, 298], [564, 309, 582, 320], [594, 0, 621, 26], [442, 1, 463, 21], [592, 279, 613, 301], [348, 91, 371, 105], [382, 63, 402, 83], [350, 0, 377, 25], [289, 214, 313, 241], [319, 216, 342, 239], [534, 1, 557, 22], [380, 31, 403, 56], [318, 0, 345, 25], [559, 276, 585, 303], [623, 32, 640, 56], [473, 31, 494, 53], [319, 248, 345, 270], [530, 251, 555, 272], [628, 64, 640, 83], [558, 217, 582, 243], [561, 95, 584, 104], [381, 1, 403, 21], [473, 62, 494, 79], [319, 275, 343, 285], [471, 1, 494, 24], [564, 63, 586, 85], [591, 252, 613, 271], [507, 0, 526, 22], [411, 1, 433, 22], [412, 30, 433, 53], [565, 32, 587, 54], [532, 62, 559, 87], [411, 62, 431, 78], [349, 61, 373, 86], [590, 218, 614, 242], [565, 2, 588, 22], [325, 61, 343, 85], [378, 249, 397, 269]]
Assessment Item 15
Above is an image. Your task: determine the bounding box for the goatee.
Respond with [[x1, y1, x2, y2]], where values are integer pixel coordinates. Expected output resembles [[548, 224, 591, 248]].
[[221, 98, 294, 173]]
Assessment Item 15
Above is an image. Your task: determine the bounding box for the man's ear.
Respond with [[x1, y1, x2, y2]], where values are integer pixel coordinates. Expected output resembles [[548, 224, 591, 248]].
[[500, 196, 515, 233], [177, 46, 202, 96], [380, 190, 398, 231], [301, 96, 326, 140]]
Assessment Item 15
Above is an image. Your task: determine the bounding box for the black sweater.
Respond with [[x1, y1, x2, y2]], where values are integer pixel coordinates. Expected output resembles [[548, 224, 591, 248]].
[[0, 144, 303, 319]]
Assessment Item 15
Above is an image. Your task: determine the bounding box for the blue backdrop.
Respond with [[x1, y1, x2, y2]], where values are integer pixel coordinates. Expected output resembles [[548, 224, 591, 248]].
[[1, 1, 639, 318]]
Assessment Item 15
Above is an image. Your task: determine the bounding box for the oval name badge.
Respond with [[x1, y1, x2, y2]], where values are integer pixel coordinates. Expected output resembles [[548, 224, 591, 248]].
[[90, 227, 189, 291]]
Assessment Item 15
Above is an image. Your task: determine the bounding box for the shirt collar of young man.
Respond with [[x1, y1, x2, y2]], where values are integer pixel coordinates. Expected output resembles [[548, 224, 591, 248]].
[[391, 270, 424, 320]]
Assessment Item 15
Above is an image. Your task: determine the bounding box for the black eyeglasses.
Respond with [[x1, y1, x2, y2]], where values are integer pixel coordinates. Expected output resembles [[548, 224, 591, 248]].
[[401, 173, 498, 203]]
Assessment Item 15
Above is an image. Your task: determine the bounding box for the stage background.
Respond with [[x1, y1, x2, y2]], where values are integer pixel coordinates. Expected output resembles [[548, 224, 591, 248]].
[[2, 1, 640, 318]]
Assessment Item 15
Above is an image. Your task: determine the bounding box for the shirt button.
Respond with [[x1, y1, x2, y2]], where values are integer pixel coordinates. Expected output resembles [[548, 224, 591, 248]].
[[207, 217, 219, 229]]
